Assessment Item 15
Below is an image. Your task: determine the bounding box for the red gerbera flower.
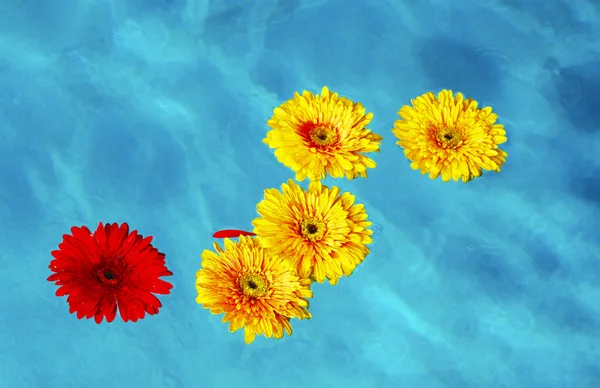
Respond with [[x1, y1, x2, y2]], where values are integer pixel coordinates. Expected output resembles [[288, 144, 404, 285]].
[[48, 222, 173, 323]]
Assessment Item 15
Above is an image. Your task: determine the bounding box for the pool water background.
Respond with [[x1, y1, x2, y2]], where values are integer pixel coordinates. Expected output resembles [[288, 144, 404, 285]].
[[1, 0, 599, 387]]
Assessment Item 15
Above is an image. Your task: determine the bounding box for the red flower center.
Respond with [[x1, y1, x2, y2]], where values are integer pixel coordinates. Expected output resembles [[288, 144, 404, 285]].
[[96, 266, 120, 286]]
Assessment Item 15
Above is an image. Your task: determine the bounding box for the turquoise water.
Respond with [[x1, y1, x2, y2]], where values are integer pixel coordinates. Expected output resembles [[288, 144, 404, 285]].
[[1, 0, 599, 387]]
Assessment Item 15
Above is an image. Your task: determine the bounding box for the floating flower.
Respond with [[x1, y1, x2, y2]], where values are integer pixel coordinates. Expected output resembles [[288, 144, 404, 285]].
[[47, 222, 173, 323], [212, 229, 256, 238], [392, 90, 508, 182], [252, 180, 373, 285], [195, 236, 312, 344], [264, 86, 382, 182]]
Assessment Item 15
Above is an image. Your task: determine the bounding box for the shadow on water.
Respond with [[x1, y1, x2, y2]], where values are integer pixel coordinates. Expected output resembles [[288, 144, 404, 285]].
[[500, 0, 587, 34], [542, 56, 600, 206], [413, 37, 502, 97], [526, 235, 569, 281], [568, 164, 600, 206], [545, 57, 600, 134], [535, 292, 599, 335], [433, 235, 527, 301]]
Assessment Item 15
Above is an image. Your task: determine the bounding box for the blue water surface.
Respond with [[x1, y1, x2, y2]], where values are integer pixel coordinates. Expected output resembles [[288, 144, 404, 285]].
[[1, 0, 599, 387]]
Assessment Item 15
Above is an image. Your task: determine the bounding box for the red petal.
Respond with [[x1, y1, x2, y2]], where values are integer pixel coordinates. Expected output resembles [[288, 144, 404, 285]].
[[212, 229, 256, 238], [83, 296, 103, 320], [56, 284, 75, 297], [94, 222, 108, 248], [117, 294, 131, 322], [50, 249, 68, 260], [139, 235, 153, 249], [118, 230, 140, 257], [107, 223, 128, 252], [129, 299, 145, 322], [106, 299, 118, 323], [47, 273, 60, 282], [137, 292, 163, 310], [153, 279, 173, 294]]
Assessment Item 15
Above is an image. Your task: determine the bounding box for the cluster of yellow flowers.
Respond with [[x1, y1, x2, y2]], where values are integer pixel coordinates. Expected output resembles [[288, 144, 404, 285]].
[[194, 87, 508, 344]]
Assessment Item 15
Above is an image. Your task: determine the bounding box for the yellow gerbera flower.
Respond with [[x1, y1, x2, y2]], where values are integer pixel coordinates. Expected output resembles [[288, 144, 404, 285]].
[[195, 236, 312, 344], [392, 90, 508, 182], [252, 180, 373, 285], [264, 86, 382, 182]]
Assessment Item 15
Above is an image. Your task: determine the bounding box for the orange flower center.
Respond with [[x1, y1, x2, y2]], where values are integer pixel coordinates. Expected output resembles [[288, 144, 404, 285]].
[[96, 266, 120, 286], [239, 273, 268, 298], [434, 126, 463, 149], [309, 126, 338, 147], [300, 218, 325, 242]]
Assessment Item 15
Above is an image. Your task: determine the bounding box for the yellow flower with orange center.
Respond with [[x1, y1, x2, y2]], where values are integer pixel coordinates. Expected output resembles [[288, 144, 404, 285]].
[[195, 236, 312, 344], [392, 90, 508, 182], [264, 86, 382, 182], [252, 180, 373, 285]]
